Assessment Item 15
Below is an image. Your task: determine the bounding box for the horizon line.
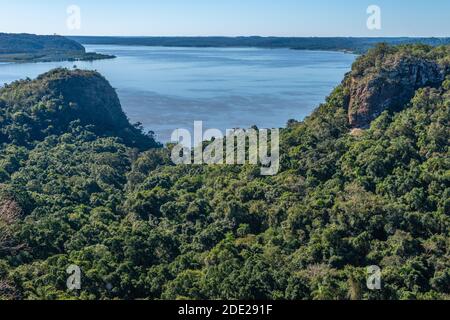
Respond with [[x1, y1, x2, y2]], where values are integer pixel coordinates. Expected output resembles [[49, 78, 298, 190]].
[[19, 33, 450, 39]]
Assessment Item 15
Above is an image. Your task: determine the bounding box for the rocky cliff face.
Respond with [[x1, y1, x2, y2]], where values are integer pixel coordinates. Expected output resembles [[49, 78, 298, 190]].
[[1, 69, 130, 133], [344, 46, 448, 128], [0, 190, 23, 255], [38, 68, 132, 131], [0, 69, 159, 149]]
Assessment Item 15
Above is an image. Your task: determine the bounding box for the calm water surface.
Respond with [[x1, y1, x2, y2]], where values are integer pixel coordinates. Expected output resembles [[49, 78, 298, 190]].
[[0, 45, 356, 142]]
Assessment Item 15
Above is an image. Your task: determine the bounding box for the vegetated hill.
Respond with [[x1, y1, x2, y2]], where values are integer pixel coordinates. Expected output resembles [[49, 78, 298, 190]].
[[344, 44, 450, 128], [68, 36, 450, 53], [0, 33, 85, 54], [0, 33, 115, 62], [0, 44, 449, 300], [0, 68, 159, 149]]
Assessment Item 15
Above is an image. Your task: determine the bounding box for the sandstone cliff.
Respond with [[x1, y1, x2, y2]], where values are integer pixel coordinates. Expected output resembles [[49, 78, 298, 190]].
[[344, 44, 449, 128]]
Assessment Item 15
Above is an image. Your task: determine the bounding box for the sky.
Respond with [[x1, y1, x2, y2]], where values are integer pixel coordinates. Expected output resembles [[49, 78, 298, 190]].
[[0, 0, 449, 37]]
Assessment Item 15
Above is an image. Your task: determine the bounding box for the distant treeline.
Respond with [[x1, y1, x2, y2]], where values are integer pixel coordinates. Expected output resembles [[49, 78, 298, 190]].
[[68, 36, 450, 53], [0, 33, 115, 63], [0, 33, 85, 55]]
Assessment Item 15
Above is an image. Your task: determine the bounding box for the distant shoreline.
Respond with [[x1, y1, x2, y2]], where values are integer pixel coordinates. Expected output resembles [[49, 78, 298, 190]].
[[84, 43, 357, 56], [68, 36, 450, 54], [0, 52, 116, 64], [0, 33, 116, 63]]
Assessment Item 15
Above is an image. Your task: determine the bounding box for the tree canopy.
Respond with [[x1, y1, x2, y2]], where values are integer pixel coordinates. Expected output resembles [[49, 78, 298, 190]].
[[0, 44, 449, 300]]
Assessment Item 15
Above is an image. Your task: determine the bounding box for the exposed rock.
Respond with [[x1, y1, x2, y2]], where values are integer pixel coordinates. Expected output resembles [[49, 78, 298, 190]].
[[0, 198, 22, 224], [37, 68, 132, 132], [346, 54, 445, 128], [0, 198, 22, 254], [349, 128, 364, 137], [0, 69, 159, 149]]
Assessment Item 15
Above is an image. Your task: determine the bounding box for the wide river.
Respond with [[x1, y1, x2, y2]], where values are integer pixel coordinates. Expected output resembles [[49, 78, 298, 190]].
[[0, 45, 356, 142]]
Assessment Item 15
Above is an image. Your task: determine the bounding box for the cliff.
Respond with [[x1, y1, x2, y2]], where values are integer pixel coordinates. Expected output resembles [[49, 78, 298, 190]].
[[0, 68, 158, 149], [343, 44, 449, 128], [0, 44, 449, 300]]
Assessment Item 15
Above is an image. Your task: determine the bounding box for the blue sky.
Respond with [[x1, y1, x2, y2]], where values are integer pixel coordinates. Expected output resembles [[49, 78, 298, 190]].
[[0, 0, 449, 37]]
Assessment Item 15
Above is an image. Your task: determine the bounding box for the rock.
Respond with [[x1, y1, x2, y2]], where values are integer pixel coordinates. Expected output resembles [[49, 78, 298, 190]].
[[0, 199, 22, 223], [0, 69, 160, 149], [37, 68, 132, 132], [346, 54, 445, 128]]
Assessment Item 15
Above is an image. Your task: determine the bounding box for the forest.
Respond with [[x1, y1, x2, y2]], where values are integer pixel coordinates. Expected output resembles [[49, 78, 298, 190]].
[[0, 33, 115, 62], [0, 44, 449, 300], [68, 36, 450, 53]]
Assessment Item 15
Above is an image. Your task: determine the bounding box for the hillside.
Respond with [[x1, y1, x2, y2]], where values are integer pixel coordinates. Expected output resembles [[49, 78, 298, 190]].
[[0, 68, 159, 149], [0, 33, 115, 62], [0, 44, 449, 300]]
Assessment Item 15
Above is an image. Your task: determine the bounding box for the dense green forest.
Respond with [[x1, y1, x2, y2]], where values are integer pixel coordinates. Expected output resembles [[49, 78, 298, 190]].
[[0, 33, 115, 62], [0, 44, 449, 300], [69, 36, 450, 53]]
